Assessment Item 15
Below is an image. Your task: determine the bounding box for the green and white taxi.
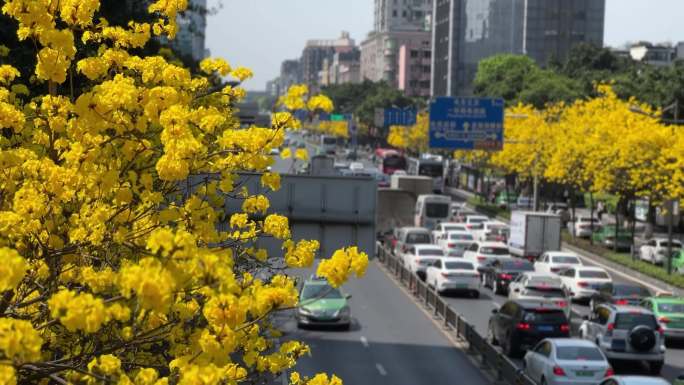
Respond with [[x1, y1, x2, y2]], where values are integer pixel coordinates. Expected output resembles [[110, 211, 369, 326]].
[[296, 277, 351, 330]]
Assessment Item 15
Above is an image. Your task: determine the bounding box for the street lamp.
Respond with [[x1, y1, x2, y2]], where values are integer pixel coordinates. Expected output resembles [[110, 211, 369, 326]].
[[629, 102, 682, 274]]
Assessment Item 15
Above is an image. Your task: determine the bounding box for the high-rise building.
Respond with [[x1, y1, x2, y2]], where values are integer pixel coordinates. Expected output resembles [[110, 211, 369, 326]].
[[319, 49, 362, 86], [375, 0, 434, 32], [171, 0, 208, 62], [361, 30, 431, 90], [431, 0, 605, 97], [300, 32, 356, 91], [398, 41, 432, 96]]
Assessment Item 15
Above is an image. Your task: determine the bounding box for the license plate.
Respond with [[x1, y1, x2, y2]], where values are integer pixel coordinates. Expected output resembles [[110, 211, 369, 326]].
[[575, 370, 594, 377], [537, 325, 553, 332]]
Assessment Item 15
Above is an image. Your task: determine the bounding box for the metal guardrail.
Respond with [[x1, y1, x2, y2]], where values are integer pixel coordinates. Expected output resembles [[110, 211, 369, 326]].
[[376, 241, 536, 385]]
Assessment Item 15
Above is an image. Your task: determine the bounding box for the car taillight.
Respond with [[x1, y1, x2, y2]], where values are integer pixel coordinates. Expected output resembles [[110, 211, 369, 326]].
[[560, 324, 570, 333], [657, 325, 665, 336], [552, 366, 566, 376], [577, 282, 590, 288], [604, 367, 614, 377], [466, 224, 472, 229], [614, 299, 628, 305], [556, 300, 567, 308], [659, 316, 671, 324], [550, 267, 560, 273], [606, 323, 614, 336], [499, 273, 512, 280], [477, 256, 487, 261], [448, 243, 456, 248], [516, 322, 531, 331], [441, 272, 450, 278]]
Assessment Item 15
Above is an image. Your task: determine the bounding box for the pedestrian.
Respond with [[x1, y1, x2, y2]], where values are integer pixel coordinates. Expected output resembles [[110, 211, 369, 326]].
[[597, 201, 605, 222]]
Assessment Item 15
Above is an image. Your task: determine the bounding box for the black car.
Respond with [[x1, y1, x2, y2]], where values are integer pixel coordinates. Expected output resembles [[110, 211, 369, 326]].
[[589, 283, 652, 311], [488, 299, 570, 357], [482, 259, 535, 295]]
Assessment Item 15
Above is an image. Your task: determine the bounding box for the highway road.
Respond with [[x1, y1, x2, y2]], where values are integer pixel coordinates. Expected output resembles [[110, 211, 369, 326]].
[[275, 263, 489, 385], [443, 195, 684, 382]]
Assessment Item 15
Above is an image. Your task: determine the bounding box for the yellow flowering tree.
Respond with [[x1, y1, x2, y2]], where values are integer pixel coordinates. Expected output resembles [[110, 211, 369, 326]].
[[0, 2, 367, 385], [386, 112, 428, 154]]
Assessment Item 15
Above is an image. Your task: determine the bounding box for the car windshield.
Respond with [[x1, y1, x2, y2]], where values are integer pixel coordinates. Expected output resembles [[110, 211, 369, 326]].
[[444, 226, 465, 232], [551, 256, 580, 264], [579, 270, 610, 279], [522, 310, 566, 323], [502, 260, 534, 271], [384, 156, 406, 169], [450, 233, 473, 240], [406, 233, 430, 244], [661, 242, 682, 248], [301, 284, 343, 300], [615, 285, 651, 297], [425, 203, 449, 218], [480, 247, 508, 255], [556, 346, 604, 361], [419, 164, 443, 177], [419, 249, 444, 257], [578, 218, 598, 223], [614, 313, 657, 330], [657, 303, 684, 313], [445, 262, 474, 270], [468, 217, 488, 223], [323, 137, 336, 145]]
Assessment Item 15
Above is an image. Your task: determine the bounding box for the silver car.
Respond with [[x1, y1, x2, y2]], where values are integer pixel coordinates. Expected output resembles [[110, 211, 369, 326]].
[[579, 304, 665, 375], [524, 338, 612, 385]]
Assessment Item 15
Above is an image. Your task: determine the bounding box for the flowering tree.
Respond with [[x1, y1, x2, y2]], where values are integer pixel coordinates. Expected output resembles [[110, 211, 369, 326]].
[[386, 113, 428, 154], [0, 2, 366, 385]]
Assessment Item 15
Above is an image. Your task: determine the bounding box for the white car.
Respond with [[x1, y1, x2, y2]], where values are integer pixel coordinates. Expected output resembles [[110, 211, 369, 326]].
[[393, 227, 432, 257], [509, 273, 570, 317], [559, 266, 612, 302], [599, 377, 672, 385], [462, 241, 511, 271], [568, 216, 601, 238], [536, 251, 583, 275], [431, 222, 469, 243], [464, 214, 490, 231], [524, 338, 613, 385], [437, 231, 475, 257], [475, 221, 510, 242], [402, 244, 445, 280], [426, 258, 480, 297], [349, 161, 364, 171], [639, 238, 682, 265]]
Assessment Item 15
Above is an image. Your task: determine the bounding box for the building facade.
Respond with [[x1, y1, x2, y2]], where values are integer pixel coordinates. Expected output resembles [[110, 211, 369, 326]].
[[375, 0, 434, 32], [300, 32, 356, 91], [398, 42, 432, 96], [361, 30, 432, 90], [319, 49, 362, 86], [172, 0, 209, 62], [431, 0, 605, 97]]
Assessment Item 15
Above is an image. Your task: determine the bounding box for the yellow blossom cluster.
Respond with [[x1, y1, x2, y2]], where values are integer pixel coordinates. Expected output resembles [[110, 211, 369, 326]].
[[0, 1, 367, 384], [386, 112, 428, 153]]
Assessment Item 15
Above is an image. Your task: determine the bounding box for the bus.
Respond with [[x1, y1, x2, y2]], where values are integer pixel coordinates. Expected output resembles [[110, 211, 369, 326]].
[[320, 135, 337, 155], [375, 148, 407, 175], [408, 155, 446, 193]]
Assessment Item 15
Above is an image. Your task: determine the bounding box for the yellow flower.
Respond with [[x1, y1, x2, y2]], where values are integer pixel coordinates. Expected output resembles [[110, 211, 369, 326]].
[[263, 214, 290, 239], [48, 290, 109, 333], [295, 148, 308, 161], [0, 248, 27, 291], [0, 319, 43, 363], [231, 66, 253, 81], [316, 247, 368, 288], [0, 365, 16, 385], [0, 65, 20, 85], [242, 195, 270, 214], [199, 57, 231, 76], [281, 148, 292, 159], [260, 172, 281, 191], [88, 354, 121, 376]]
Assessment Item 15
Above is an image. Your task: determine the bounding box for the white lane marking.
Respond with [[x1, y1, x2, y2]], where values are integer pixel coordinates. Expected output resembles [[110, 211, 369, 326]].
[[360, 336, 369, 348], [375, 363, 387, 376]]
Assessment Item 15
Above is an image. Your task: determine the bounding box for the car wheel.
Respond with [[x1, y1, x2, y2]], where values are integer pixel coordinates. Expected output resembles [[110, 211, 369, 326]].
[[471, 290, 480, 299], [540, 377, 547, 385], [340, 323, 351, 331], [649, 360, 664, 375]]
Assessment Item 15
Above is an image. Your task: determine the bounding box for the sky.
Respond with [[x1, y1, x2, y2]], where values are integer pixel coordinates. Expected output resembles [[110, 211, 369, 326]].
[[206, 0, 684, 91]]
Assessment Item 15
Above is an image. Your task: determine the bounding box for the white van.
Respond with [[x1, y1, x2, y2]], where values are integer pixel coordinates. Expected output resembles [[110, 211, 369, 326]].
[[414, 194, 452, 230], [320, 135, 336, 154]]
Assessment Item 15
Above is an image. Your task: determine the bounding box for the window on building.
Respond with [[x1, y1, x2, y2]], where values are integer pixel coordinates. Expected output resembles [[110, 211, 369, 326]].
[[410, 50, 419, 58], [402, 10, 407, 17], [393, 10, 398, 17], [423, 51, 431, 58]]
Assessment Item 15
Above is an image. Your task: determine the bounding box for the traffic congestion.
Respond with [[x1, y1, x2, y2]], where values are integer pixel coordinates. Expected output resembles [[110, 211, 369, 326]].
[[289, 131, 684, 385]]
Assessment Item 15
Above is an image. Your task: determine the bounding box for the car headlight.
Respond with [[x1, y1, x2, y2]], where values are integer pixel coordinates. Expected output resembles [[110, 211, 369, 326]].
[[337, 306, 351, 318], [298, 307, 313, 316]]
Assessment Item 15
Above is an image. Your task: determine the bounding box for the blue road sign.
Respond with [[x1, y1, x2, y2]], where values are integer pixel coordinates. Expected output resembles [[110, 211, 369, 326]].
[[429, 97, 504, 150], [318, 112, 331, 121], [383, 108, 417, 127]]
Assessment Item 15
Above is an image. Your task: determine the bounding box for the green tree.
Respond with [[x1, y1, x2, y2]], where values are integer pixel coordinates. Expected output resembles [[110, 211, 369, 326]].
[[518, 69, 582, 108], [473, 54, 539, 102]]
